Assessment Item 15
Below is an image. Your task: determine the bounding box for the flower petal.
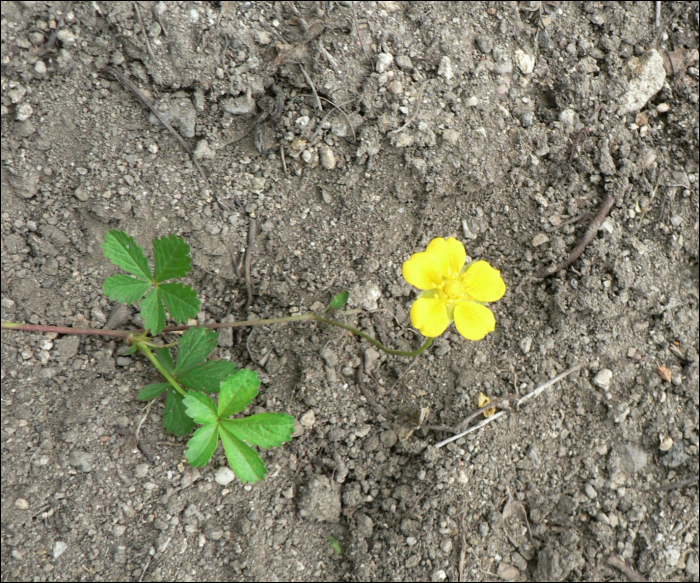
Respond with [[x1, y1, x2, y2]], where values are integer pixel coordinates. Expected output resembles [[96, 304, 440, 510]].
[[425, 237, 467, 279], [410, 296, 451, 337], [462, 260, 506, 302], [453, 300, 496, 340], [402, 251, 444, 290]]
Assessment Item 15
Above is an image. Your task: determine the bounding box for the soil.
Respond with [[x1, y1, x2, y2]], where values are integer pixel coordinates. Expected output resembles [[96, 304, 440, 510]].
[[2, 2, 699, 581]]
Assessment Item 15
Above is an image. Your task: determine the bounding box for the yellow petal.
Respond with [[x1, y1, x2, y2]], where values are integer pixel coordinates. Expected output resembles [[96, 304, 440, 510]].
[[425, 237, 467, 279], [410, 296, 451, 337], [403, 251, 444, 290], [462, 260, 506, 302], [453, 300, 496, 340]]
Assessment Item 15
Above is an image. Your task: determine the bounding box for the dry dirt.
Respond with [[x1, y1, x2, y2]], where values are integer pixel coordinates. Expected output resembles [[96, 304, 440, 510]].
[[2, 2, 699, 581]]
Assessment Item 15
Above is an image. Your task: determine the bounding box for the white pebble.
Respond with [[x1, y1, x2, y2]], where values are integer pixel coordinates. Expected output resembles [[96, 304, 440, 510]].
[[531, 233, 549, 247], [214, 466, 236, 486], [53, 541, 68, 559], [376, 53, 394, 73], [592, 368, 613, 389], [438, 56, 454, 80]]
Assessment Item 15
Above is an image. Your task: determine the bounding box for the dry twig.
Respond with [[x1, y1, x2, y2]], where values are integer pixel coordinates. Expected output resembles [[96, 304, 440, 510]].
[[435, 362, 585, 448], [390, 80, 429, 134], [133, 1, 156, 62], [243, 218, 257, 312], [106, 67, 208, 183], [607, 555, 650, 583], [299, 64, 323, 111], [536, 194, 616, 278]]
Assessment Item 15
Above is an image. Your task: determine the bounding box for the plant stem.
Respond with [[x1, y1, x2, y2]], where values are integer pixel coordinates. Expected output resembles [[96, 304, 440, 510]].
[[136, 342, 188, 397], [2, 312, 433, 357]]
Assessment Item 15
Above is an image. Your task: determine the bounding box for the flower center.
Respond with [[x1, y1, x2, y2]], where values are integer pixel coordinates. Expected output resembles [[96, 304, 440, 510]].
[[442, 277, 468, 301]]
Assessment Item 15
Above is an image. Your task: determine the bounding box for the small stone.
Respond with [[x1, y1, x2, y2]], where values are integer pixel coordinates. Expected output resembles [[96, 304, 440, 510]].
[[15, 102, 33, 121], [53, 541, 68, 559], [584, 483, 598, 499], [214, 466, 236, 486], [656, 102, 670, 113], [193, 139, 215, 160], [319, 145, 337, 169], [497, 563, 520, 581], [438, 56, 454, 80], [364, 348, 380, 372], [376, 53, 394, 73], [464, 96, 479, 107], [69, 450, 94, 472], [56, 28, 76, 45], [134, 463, 150, 478], [519, 336, 532, 354], [300, 409, 316, 429], [514, 49, 535, 74], [254, 30, 272, 45], [617, 50, 666, 115], [395, 55, 413, 70], [521, 112, 534, 127], [532, 233, 549, 247], [223, 93, 256, 115], [380, 430, 398, 448], [442, 129, 460, 145], [592, 368, 613, 389], [349, 282, 382, 311], [15, 498, 30, 510], [659, 435, 674, 452], [34, 60, 47, 77], [387, 80, 403, 94]]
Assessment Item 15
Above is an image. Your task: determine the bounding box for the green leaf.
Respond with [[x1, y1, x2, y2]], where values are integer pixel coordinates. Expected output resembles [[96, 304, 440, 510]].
[[219, 424, 268, 483], [175, 327, 218, 375], [328, 536, 344, 555], [221, 413, 295, 449], [153, 234, 192, 282], [154, 347, 175, 375], [182, 390, 218, 425], [159, 282, 200, 324], [163, 389, 194, 435], [325, 290, 349, 312], [217, 369, 260, 418], [102, 230, 153, 281], [103, 274, 151, 304], [177, 359, 239, 393], [186, 424, 220, 467], [140, 288, 167, 335], [138, 382, 169, 401]]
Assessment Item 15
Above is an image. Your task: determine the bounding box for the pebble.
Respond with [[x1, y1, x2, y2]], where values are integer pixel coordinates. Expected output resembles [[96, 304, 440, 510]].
[[659, 435, 673, 452], [214, 466, 236, 486], [222, 93, 256, 115], [380, 429, 398, 448], [134, 463, 150, 478], [56, 28, 76, 45], [34, 60, 47, 77], [592, 368, 612, 389], [69, 450, 94, 472], [464, 96, 479, 107], [300, 409, 316, 429], [532, 233, 549, 247], [497, 563, 520, 581], [519, 336, 532, 354], [15, 498, 30, 510], [395, 55, 413, 70], [438, 56, 454, 80], [319, 144, 337, 169], [53, 541, 68, 559], [656, 102, 670, 113], [514, 49, 535, 74], [349, 282, 382, 311], [193, 139, 215, 160], [376, 53, 394, 73], [364, 348, 380, 372], [521, 112, 534, 127], [15, 102, 33, 121], [584, 483, 598, 499], [617, 50, 666, 115], [387, 80, 403, 94]]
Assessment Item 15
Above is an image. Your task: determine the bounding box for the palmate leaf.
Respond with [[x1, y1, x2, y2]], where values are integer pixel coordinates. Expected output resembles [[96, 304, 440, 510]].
[[219, 425, 269, 483], [182, 369, 295, 483], [153, 234, 192, 282], [221, 414, 295, 449], [175, 327, 218, 375], [217, 369, 260, 418], [101, 230, 200, 336], [163, 389, 194, 436], [102, 230, 152, 280], [177, 360, 239, 393]]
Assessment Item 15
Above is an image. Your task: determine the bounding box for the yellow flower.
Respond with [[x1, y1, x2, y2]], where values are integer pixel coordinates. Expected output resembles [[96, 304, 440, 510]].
[[402, 237, 506, 340]]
